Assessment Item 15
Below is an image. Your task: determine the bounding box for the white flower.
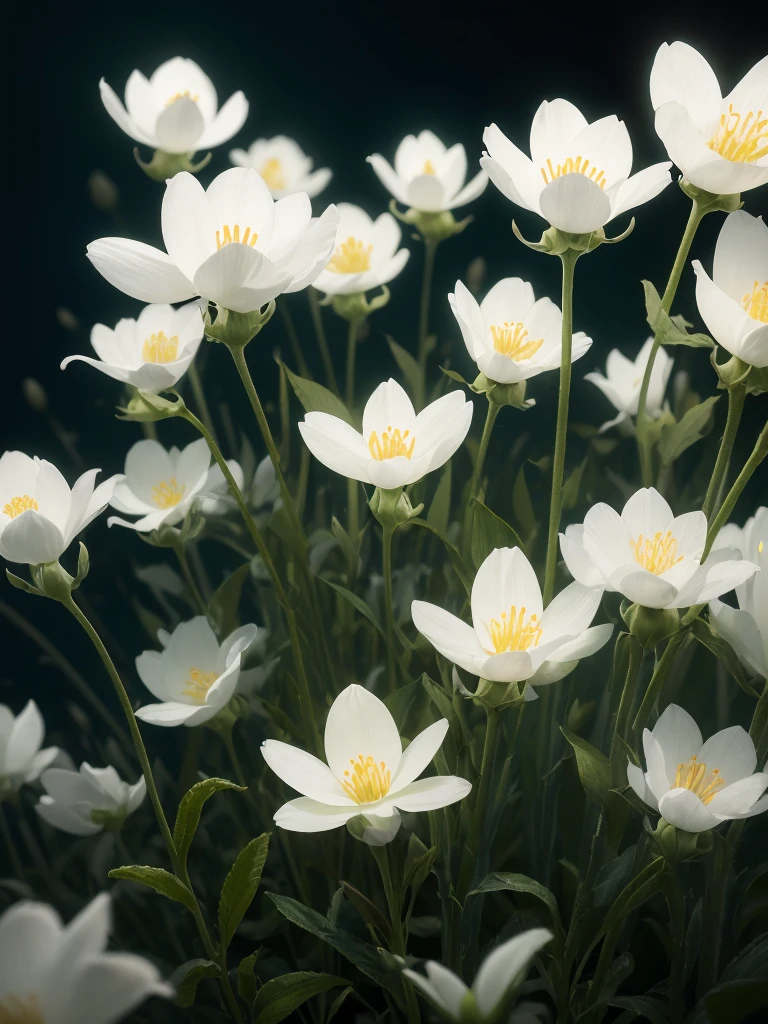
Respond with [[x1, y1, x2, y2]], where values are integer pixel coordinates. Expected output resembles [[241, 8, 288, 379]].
[[0, 893, 173, 1023], [628, 703, 768, 833], [135, 616, 258, 726], [249, 454, 280, 510], [99, 56, 248, 155], [403, 928, 553, 1022], [61, 302, 204, 392], [0, 452, 112, 565], [367, 130, 488, 213], [312, 204, 410, 297], [710, 507, 768, 678], [692, 211, 768, 368], [412, 547, 612, 685], [196, 459, 245, 517], [87, 168, 339, 314], [449, 277, 592, 385], [261, 683, 471, 834], [584, 337, 674, 433], [299, 379, 472, 488], [480, 99, 672, 233], [230, 136, 331, 199], [0, 701, 58, 799], [560, 487, 759, 610], [36, 763, 146, 836], [650, 44, 768, 195]]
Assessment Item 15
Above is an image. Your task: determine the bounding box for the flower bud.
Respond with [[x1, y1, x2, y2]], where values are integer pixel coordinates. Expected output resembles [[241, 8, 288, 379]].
[[621, 602, 679, 649], [389, 201, 471, 242], [465, 256, 486, 295], [22, 377, 48, 414], [30, 559, 76, 602], [204, 302, 275, 348], [117, 388, 186, 423], [88, 170, 120, 213], [368, 487, 424, 528], [647, 816, 713, 863], [474, 678, 525, 710], [55, 307, 80, 332]]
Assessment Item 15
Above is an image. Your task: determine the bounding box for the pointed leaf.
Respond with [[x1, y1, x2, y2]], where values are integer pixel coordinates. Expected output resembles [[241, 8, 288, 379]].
[[218, 834, 270, 951], [659, 397, 719, 465], [282, 361, 354, 425], [171, 959, 220, 1009], [173, 778, 246, 869], [207, 563, 252, 639], [387, 336, 422, 402], [470, 499, 524, 569], [254, 972, 350, 1024], [427, 461, 452, 536], [108, 865, 196, 914]]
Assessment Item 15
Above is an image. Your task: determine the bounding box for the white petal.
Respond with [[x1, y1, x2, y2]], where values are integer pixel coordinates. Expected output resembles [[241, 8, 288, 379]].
[[99, 79, 154, 146], [366, 154, 410, 205], [540, 581, 602, 643], [474, 928, 553, 1017], [658, 788, 718, 832], [539, 175, 612, 233], [627, 761, 658, 810], [697, 726, 756, 784], [649, 42, 722, 132], [87, 238, 196, 304], [154, 96, 204, 154], [388, 775, 471, 812], [161, 172, 217, 280], [273, 796, 358, 832], [707, 773, 768, 817], [471, 547, 542, 644], [135, 701, 214, 726], [411, 600, 489, 676], [651, 704, 703, 784], [545, 622, 614, 663], [261, 739, 353, 805], [446, 168, 489, 209], [389, 720, 449, 794], [609, 162, 672, 219], [0, 510, 65, 565], [197, 91, 249, 149], [298, 415, 371, 483], [324, 684, 403, 784]]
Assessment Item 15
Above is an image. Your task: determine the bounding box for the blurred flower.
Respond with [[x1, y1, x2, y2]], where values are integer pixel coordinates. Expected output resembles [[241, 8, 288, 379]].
[[36, 763, 145, 835], [21, 378, 49, 415], [584, 337, 673, 433], [88, 170, 120, 214], [481, 99, 671, 233], [628, 703, 768, 832], [0, 452, 112, 565], [368, 130, 488, 212], [412, 547, 610, 685], [230, 136, 331, 198], [650, 44, 768, 194], [249, 454, 280, 510], [692, 211, 768, 367], [196, 459, 244, 517], [0, 893, 173, 1022], [560, 487, 758, 609], [312, 204, 409, 297], [0, 701, 58, 800], [450, 277, 592, 384], [299, 379, 472, 488], [710, 507, 767, 678], [135, 617, 258, 727], [87, 168, 339, 314], [262, 683, 470, 835], [100, 57, 248, 155], [403, 927, 553, 1022], [61, 302, 204, 392]]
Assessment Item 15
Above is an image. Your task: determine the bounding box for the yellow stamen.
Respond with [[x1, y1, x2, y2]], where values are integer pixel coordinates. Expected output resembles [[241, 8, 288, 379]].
[[216, 224, 259, 250], [742, 280, 768, 323], [259, 157, 286, 191], [490, 322, 545, 361], [484, 606, 543, 654], [151, 478, 186, 509], [142, 331, 179, 364], [181, 667, 219, 703], [675, 756, 724, 805], [2, 495, 38, 519], [341, 754, 391, 804], [325, 237, 373, 274], [707, 104, 768, 164], [166, 89, 199, 106], [0, 993, 44, 1023], [630, 531, 684, 575], [540, 155, 607, 189], [368, 427, 416, 461], [422, 159, 437, 175], [758, 540, 764, 555]]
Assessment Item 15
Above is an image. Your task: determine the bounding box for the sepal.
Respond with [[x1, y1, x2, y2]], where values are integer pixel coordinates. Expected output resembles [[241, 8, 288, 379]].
[[117, 388, 186, 423], [328, 286, 390, 323], [710, 350, 751, 390], [369, 488, 424, 528], [133, 147, 212, 182], [388, 200, 471, 241], [621, 602, 680, 649], [512, 219, 633, 255], [646, 816, 713, 863], [678, 179, 742, 214], [205, 301, 276, 348], [346, 810, 402, 846]]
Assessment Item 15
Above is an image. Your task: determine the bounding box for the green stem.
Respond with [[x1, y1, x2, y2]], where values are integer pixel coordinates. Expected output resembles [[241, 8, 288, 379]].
[[609, 637, 643, 787], [345, 319, 360, 411], [543, 249, 579, 606], [661, 870, 686, 1019], [279, 301, 311, 378], [416, 239, 438, 410], [462, 399, 499, 560], [370, 845, 420, 1024], [698, 837, 732, 999], [632, 632, 688, 739], [702, 420, 768, 561], [702, 384, 746, 522], [308, 288, 340, 396], [455, 706, 500, 906], [0, 803, 24, 880], [382, 525, 398, 693], [172, 542, 207, 615], [346, 479, 359, 580], [187, 361, 219, 446]]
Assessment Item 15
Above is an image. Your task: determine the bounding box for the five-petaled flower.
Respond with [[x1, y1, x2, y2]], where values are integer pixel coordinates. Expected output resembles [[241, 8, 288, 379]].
[[584, 337, 674, 433], [36, 763, 146, 836], [230, 136, 332, 199], [312, 204, 410, 297]]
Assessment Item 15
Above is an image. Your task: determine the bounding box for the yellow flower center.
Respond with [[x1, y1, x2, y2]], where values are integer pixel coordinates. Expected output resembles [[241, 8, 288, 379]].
[[707, 105, 768, 164], [742, 280, 768, 323], [759, 540, 764, 555], [342, 754, 392, 804], [484, 606, 543, 654], [151, 478, 186, 509], [675, 755, 725, 805], [490, 322, 545, 361], [630, 531, 684, 575], [540, 155, 606, 189], [216, 224, 259, 250], [142, 331, 179, 364], [422, 159, 437, 175], [166, 90, 199, 106], [326, 237, 373, 274], [2, 495, 38, 519], [368, 427, 416, 461], [181, 667, 219, 703], [259, 157, 286, 191], [0, 993, 44, 1023]]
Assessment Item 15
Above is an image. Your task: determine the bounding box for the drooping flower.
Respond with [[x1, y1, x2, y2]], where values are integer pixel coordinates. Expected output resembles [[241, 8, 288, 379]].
[[100, 57, 248, 155], [449, 277, 592, 384], [692, 211, 768, 367], [560, 487, 759, 610], [481, 99, 672, 233], [0, 701, 58, 800], [403, 928, 553, 1022], [584, 336, 674, 433], [628, 703, 768, 832], [36, 763, 146, 836], [0, 452, 112, 565], [87, 168, 339, 314], [299, 379, 472, 488], [650, 44, 768, 195], [412, 547, 612, 685], [135, 616, 258, 726], [312, 204, 410, 297], [368, 130, 488, 213], [710, 507, 768, 678], [230, 136, 332, 199], [61, 302, 204, 392], [0, 893, 173, 1023]]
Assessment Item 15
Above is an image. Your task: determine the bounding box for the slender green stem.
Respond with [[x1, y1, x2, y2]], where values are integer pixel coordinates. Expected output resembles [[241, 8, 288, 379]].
[[286, 611, 323, 756], [370, 845, 421, 1024], [187, 361, 219, 446], [698, 837, 732, 999], [702, 384, 746, 521], [749, 682, 768, 757], [632, 632, 688, 739], [346, 479, 359, 579], [416, 239, 438, 410], [661, 870, 686, 1019], [308, 288, 340, 396], [702, 420, 768, 560], [279, 301, 311, 378], [609, 637, 643, 787], [468, 400, 499, 503], [222, 729, 248, 790], [0, 803, 24, 880], [345, 319, 360, 411], [543, 249, 579, 606], [172, 542, 207, 615], [382, 525, 398, 693], [455, 706, 500, 906]]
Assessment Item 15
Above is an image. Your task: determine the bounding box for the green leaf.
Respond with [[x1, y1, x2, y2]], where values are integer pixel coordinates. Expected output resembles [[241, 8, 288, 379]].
[[320, 578, 385, 637], [643, 280, 714, 348], [170, 959, 220, 1009], [427, 461, 452, 536], [469, 872, 563, 938], [218, 834, 270, 951], [281, 361, 354, 425], [440, 366, 471, 387], [173, 778, 246, 869], [207, 563, 251, 638], [108, 865, 196, 914], [562, 459, 587, 510], [326, 986, 355, 1023], [512, 463, 537, 543], [340, 880, 391, 944], [253, 972, 350, 1024], [387, 336, 422, 401], [470, 499, 524, 570], [691, 618, 757, 697], [560, 728, 612, 809], [658, 396, 719, 465], [237, 950, 260, 1009]]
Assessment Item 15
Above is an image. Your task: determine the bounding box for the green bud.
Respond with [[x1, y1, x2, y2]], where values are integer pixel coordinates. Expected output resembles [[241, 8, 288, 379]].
[[117, 388, 186, 423], [473, 678, 525, 711], [328, 286, 390, 323], [512, 219, 634, 256], [30, 560, 76, 602], [647, 816, 713, 864], [204, 301, 276, 349], [679, 179, 742, 214], [133, 147, 212, 183], [471, 374, 534, 411], [621, 602, 679, 649], [368, 487, 424, 528]]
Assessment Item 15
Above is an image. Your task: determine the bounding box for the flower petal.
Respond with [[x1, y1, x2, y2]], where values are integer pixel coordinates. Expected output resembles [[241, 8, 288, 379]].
[[261, 739, 353, 805], [197, 91, 249, 149], [389, 720, 449, 794], [387, 775, 471, 812], [707, 773, 768, 818], [697, 725, 756, 784], [474, 928, 553, 1018], [658, 787, 718, 832], [324, 684, 403, 785], [273, 796, 359, 832], [87, 238, 196, 304], [299, 414, 371, 483], [539, 174, 612, 233], [651, 704, 703, 785]]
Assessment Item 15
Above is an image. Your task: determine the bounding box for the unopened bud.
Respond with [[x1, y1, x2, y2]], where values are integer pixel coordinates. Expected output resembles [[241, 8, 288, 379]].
[[88, 170, 120, 213], [465, 256, 486, 294], [55, 307, 80, 332], [621, 602, 679, 649], [22, 378, 48, 414]]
